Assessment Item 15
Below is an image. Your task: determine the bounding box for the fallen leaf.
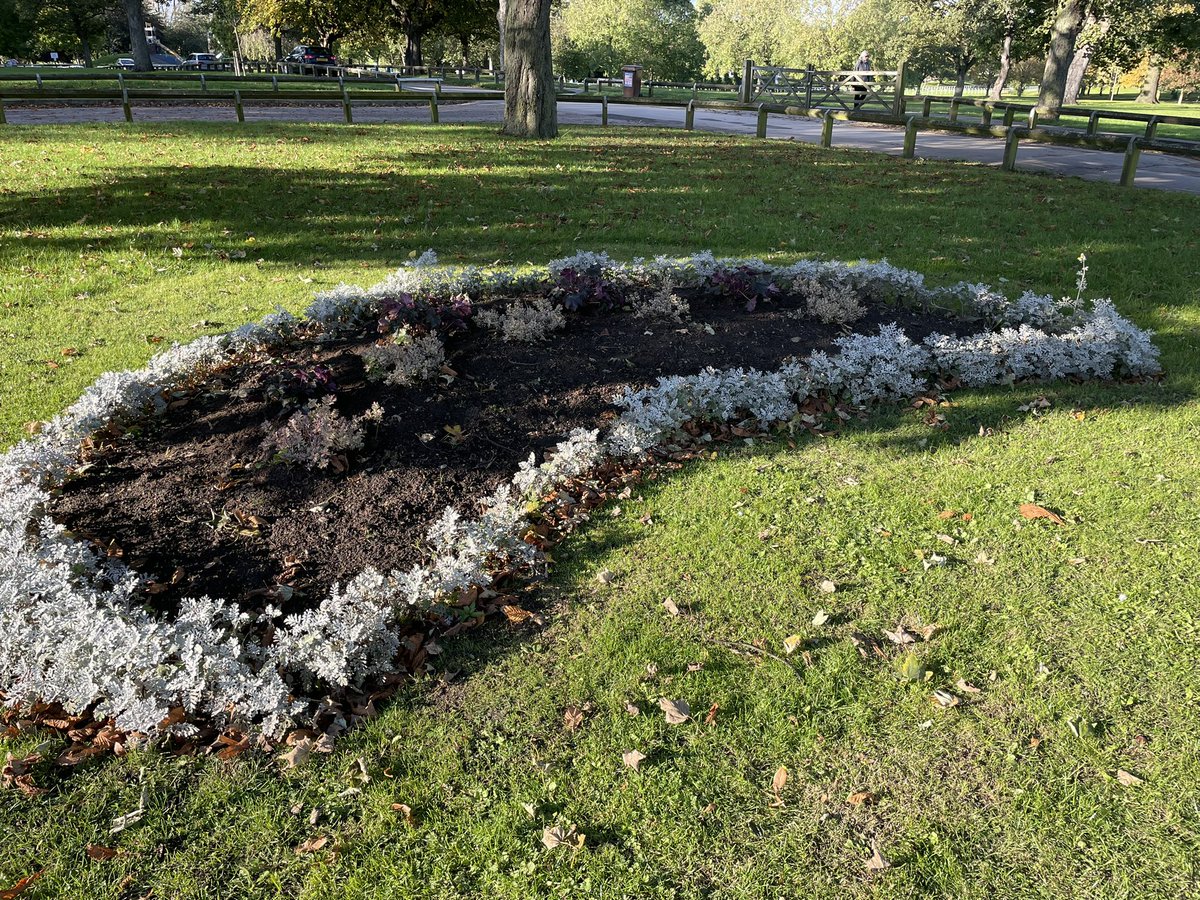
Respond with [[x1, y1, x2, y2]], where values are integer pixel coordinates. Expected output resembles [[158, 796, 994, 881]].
[[865, 843, 893, 872], [896, 653, 924, 682], [277, 737, 313, 770], [937, 509, 957, 519], [596, 569, 616, 585], [847, 790, 877, 806], [623, 701, 641, 717], [782, 634, 804, 655], [704, 702, 719, 725], [622, 750, 647, 770], [811, 609, 830, 627], [932, 689, 960, 708], [772, 765, 788, 795], [563, 707, 584, 732], [391, 802, 419, 826], [1116, 768, 1144, 787], [662, 598, 681, 616], [0, 870, 43, 899], [85, 845, 121, 861], [974, 552, 995, 566], [541, 824, 579, 850], [818, 579, 837, 594], [501, 604, 533, 624], [658, 698, 690, 724], [1019, 503, 1066, 526], [955, 679, 982, 694], [883, 626, 916, 646], [295, 835, 329, 854]]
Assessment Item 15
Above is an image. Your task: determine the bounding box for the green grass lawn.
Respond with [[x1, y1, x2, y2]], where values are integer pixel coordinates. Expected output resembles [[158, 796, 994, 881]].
[[2, 123, 1200, 899]]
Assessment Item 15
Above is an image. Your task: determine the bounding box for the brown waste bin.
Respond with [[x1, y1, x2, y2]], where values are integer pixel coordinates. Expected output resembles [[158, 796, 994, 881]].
[[622, 65, 643, 98]]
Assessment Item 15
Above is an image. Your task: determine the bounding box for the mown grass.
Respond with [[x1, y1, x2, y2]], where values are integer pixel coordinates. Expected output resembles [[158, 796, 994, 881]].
[[1, 123, 1199, 899]]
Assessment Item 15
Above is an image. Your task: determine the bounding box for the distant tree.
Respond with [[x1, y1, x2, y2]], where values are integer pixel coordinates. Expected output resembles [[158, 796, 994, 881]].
[[0, 0, 35, 60], [895, 0, 1002, 97], [696, 0, 784, 77], [123, 0, 152, 70], [557, 0, 703, 80], [12, 0, 107, 66]]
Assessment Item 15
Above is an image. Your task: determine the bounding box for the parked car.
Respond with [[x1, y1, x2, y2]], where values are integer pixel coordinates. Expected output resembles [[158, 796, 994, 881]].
[[182, 52, 220, 71], [282, 46, 337, 70], [117, 58, 135, 69]]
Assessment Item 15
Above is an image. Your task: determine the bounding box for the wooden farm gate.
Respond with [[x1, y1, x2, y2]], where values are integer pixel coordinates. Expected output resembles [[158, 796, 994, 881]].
[[740, 60, 906, 114]]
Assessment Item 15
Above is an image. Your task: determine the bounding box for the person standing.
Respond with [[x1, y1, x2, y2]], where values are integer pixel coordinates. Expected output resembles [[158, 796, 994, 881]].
[[853, 50, 872, 109]]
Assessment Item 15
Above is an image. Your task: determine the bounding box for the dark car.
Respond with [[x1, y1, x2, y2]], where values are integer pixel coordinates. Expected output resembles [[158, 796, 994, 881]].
[[283, 46, 337, 70]]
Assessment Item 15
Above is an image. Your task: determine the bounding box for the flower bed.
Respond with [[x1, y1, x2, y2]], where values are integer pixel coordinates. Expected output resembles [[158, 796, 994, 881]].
[[0, 252, 1160, 742]]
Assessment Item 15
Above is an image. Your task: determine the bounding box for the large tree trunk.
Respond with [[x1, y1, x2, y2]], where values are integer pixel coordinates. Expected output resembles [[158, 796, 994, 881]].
[[954, 64, 968, 98], [1037, 0, 1086, 119], [989, 32, 1013, 100], [1062, 44, 1091, 105], [405, 32, 423, 68], [1136, 58, 1161, 103], [503, 0, 556, 138], [274, 34, 283, 61], [123, 0, 152, 71], [79, 34, 93, 69], [496, 0, 507, 69]]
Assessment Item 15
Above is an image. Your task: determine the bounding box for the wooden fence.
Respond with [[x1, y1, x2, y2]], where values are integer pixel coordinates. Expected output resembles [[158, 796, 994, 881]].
[[0, 72, 1196, 190]]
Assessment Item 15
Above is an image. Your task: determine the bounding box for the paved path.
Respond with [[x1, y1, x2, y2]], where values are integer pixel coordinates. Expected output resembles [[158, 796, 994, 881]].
[[6, 97, 1198, 194]]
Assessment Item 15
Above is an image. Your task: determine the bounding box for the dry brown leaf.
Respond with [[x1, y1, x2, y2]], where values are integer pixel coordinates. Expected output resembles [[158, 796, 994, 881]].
[[883, 626, 916, 646], [704, 702, 719, 726], [596, 569, 616, 585], [295, 835, 328, 855], [501, 604, 533, 624], [937, 509, 957, 519], [622, 750, 647, 770], [85, 845, 121, 861], [1116, 769, 1145, 787], [658, 698, 690, 724], [865, 843, 892, 872], [847, 790, 877, 806], [818, 579, 837, 594], [541, 824, 579, 850], [277, 737, 313, 770], [0, 870, 44, 899], [563, 707, 584, 732], [1019, 503, 1066, 526], [391, 803, 419, 826], [955, 679, 982, 694], [662, 598, 681, 617], [623, 701, 641, 717], [772, 765, 788, 796], [782, 634, 804, 655]]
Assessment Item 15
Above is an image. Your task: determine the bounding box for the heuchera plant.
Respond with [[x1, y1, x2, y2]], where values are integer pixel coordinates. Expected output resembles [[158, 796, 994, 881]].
[[554, 264, 623, 313], [262, 363, 338, 405], [711, 265, 781, 312], [377, 292, 473, 336]]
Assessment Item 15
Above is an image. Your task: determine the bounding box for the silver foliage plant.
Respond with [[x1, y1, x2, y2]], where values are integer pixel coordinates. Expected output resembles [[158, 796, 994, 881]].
[[0, 252, 1161, 737]]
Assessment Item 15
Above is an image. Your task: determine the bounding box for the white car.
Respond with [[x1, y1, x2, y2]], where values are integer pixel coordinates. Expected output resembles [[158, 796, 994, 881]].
[[182, 53, 220, 71]]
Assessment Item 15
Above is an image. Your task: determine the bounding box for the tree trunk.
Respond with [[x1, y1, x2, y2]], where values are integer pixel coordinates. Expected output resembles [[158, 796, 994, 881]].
[[274, 34, 283, 61], [79, 34, 93, 69], [497, 0, 507, 69], [989, 32, 1013, 100], [1037, 0, 1086, 119], [405, 32, 422, 68], [123, 0, 152, 71], [1136, 58, 1161, 103], [503, 0, 556, 138], [954, 64, 968, 98], [1062, 43, 1091, 105]]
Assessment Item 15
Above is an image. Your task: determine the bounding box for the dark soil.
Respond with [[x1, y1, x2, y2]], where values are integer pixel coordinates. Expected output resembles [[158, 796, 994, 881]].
[[52, 292, 966, 615]]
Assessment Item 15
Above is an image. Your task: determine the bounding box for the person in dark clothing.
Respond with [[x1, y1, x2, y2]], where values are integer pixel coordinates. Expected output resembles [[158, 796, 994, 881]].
[[853, 50, 872, 109]]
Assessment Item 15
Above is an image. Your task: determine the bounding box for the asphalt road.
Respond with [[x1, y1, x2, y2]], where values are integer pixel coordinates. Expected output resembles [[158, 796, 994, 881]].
[[6, 96, 1199, 194]]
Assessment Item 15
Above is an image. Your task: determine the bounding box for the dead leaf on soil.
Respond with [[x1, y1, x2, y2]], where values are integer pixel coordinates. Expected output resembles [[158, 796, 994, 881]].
[[662, 598, 681, 617], [596, 569, 616, 585], [85, 845, 122, 861], [955, 679, 982, 694], [782, 634, 804, 655], [622, 750, 647, 770], [623, 701, 641, 717], [541, 824, 583, 850], [1116, 769, 1145, 787], [771, 765, 788, 804], [277, 737, 313, 770], [1019, 503, 1067, 526], [658, 698, 690, 724], [812, 609, 830, 627], [704, 702, 719, 726], [0, 870, 44, 899], [563, 706, 585, 732], [818, 579, 837, 594], [501, 604, 534, 624], [847, 790, 877, 806]]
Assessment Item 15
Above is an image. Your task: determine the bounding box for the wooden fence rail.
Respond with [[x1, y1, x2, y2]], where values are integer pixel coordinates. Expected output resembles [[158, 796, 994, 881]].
[[0, 81, 1197, 189]]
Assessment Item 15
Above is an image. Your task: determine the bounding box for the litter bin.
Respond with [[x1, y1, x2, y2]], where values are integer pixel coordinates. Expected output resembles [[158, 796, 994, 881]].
[[622, 65, 643, 98]]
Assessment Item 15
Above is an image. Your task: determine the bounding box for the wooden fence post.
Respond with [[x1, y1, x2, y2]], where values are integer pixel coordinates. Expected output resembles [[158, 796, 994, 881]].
[[1086, 110, 1099, 135], [921, 96, 932, 117], [1144, 116, 1159, 140], [35, 73, 43, 90], [981, 104, 993, 126], [1002, 106, 1016, 127], [0, 99, 6, 125], [1027, 108, 1038, 128], [805, 64, 814, 108], [741, 59, 753, 103], [602, 94, 608, 125], [820, 109, 834, 148], [892, 61, 907, 116], [343, 87, 353, 123], [121, 88, 133, 122], [1120, 137, 1142, 186], [685, 100, 695, 130], [429, 93, 439, 123], [272, 75, 279, 91], [200, 74, 207, 91], [902, 115, 918, 158], [1001, 126, 1020, 171], [756, 104, 768, 138], [948, 98, 960, 123], [234, 89, 244, 123]]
